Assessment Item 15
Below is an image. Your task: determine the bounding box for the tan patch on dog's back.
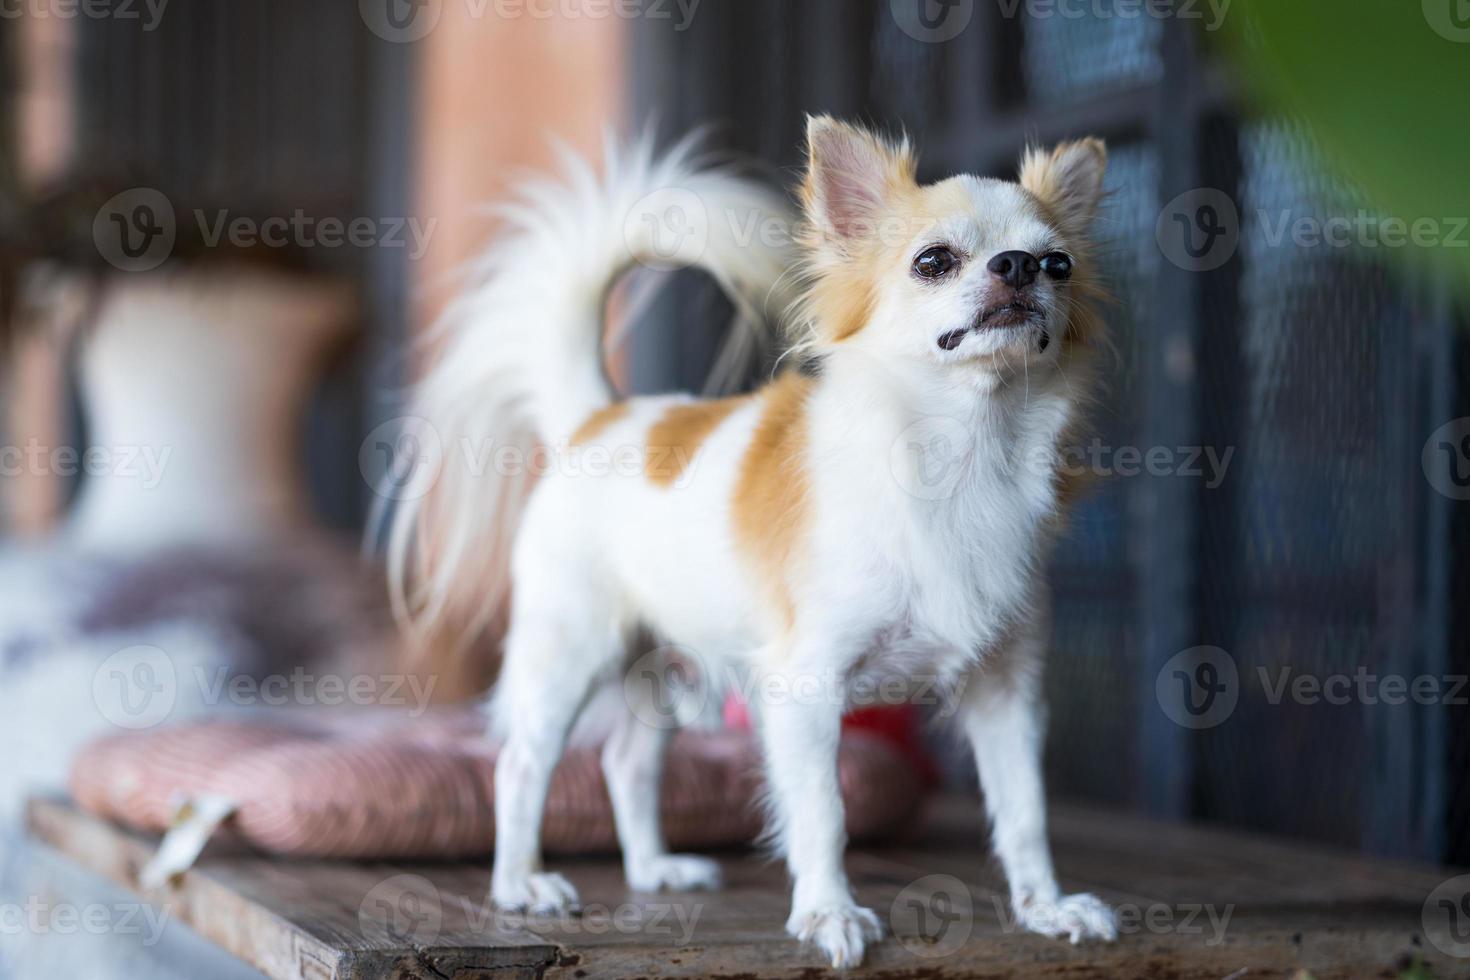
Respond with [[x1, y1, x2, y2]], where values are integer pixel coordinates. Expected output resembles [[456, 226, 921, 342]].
[[569, 402, 631, 446], [646, 395, 750, 487], [732, 373, 814, 624]]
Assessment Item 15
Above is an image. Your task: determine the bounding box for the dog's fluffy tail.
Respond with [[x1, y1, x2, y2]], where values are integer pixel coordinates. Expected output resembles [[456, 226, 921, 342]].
[[379, 132, 798, 652]]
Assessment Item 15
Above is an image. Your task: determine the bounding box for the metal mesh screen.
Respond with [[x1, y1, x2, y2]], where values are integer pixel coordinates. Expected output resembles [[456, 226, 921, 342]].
[[1046, 141, 1159, 805], [1021, 2, 1162, 107], [1189, 119, 1413, 849]]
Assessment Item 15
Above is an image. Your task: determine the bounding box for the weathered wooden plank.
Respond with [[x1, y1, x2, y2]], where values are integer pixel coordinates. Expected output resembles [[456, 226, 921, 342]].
[[25, 794, 1463, 979], [24, 797, 560, 980]]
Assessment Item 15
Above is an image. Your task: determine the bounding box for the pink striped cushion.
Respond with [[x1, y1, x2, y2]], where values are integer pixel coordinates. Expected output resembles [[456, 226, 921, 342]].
[[69, 712, 925, 858]]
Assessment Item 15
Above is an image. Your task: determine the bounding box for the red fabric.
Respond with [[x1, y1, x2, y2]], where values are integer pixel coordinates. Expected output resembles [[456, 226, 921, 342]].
[[723, 696, 940, 786]]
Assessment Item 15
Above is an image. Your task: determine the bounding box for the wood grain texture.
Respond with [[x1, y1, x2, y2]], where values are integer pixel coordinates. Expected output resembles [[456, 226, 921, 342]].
[[25, 794, 1462, 979]]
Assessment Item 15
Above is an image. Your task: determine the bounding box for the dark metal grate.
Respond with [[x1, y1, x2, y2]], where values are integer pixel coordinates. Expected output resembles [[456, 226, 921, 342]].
[[62, 0, 412, 529], [1187, 119, 1428, 852]]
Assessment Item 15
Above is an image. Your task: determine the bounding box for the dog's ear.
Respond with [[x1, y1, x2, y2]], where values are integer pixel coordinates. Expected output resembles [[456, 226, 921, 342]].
[[801, 116, 916, 256], [1019, 138, 1107, 235]]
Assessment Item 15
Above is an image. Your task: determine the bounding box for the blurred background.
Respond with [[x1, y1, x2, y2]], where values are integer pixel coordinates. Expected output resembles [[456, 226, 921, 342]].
[[2, 4, 1469, 973]]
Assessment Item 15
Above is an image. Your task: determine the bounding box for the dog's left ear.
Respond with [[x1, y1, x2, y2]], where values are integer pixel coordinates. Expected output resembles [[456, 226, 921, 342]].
[[1019, 138, 1107, 235]]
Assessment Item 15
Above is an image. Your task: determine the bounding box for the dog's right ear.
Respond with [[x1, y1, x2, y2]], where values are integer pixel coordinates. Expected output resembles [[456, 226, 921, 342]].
[[801, 116, 916, 258]]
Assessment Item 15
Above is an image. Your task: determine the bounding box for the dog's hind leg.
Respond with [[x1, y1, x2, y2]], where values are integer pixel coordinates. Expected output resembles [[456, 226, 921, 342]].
[[489, 566, 620, 913], [603, 654, 722, 893]]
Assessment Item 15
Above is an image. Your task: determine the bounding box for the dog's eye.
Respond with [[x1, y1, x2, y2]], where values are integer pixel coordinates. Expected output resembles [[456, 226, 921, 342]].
[[913, 246, 958, 280], [1039, 252, 1073, 280]]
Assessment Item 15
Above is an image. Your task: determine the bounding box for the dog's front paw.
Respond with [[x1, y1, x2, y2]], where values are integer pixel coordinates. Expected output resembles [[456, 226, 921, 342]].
[[626, 853, 723, 893], [1017, 892, 1118, 944], [787, 903, 884, 969], [492, 871, 581, 913]]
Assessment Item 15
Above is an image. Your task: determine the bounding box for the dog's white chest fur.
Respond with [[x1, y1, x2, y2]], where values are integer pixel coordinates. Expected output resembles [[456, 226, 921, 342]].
[[803, 355, 1072, 678]]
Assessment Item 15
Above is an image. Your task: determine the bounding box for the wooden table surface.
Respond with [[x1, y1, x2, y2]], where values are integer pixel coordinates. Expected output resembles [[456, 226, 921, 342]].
[[24, 794, 1469, 979]]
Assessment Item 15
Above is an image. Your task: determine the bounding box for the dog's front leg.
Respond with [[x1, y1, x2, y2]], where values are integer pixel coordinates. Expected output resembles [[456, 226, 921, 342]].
[[958, 622, 1118, 944], [755, 663, 882, 969]]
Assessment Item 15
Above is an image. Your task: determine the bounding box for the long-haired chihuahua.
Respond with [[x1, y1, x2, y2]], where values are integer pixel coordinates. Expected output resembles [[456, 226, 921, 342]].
[[385, 116, 1119, 969]]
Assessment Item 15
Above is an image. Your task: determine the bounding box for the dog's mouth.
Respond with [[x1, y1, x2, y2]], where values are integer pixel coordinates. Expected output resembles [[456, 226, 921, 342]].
[[936, 302, 1047, 351], [978, 300, 1045, 328]]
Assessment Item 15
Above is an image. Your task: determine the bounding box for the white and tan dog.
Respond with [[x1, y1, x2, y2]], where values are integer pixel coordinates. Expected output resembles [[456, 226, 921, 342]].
[[386, 117, 1119, 969]]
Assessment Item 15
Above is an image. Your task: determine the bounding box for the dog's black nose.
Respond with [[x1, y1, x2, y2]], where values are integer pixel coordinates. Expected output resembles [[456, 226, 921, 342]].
[[987, 250, 1040, 288]]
